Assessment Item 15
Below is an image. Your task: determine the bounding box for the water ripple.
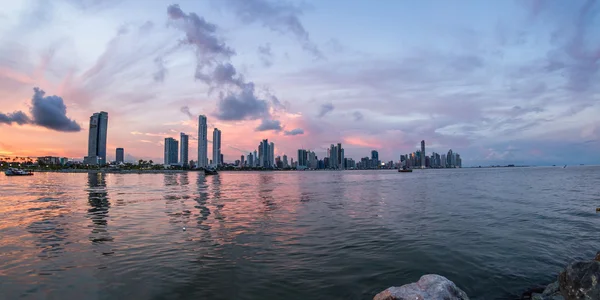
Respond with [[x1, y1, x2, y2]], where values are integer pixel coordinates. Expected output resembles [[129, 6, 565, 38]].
[[1, 167, 599, 299]]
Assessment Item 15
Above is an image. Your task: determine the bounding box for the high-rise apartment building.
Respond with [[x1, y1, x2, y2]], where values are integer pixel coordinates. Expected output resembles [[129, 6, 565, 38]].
[[283, 155, 288, 168], [248, 153, 254, 167], [212, 128, 221, 166], [329, 144, 337, 169], [308, 151, 318, 169], [337, 143, 343, 169], [240, 155, 245, 167], [421, 140, 426, 169], [180, 132, 189, 167], [371, 150, 379, 168], [259, 139, 269, 167], [115, 148, 124, 163], [269, 142, 274, 168], [164, 137, 179, 165], [198, 115, 208, 168], [85, 111, 108, 165], [297, 149, 307, 169], [253, 150, 258, 167]]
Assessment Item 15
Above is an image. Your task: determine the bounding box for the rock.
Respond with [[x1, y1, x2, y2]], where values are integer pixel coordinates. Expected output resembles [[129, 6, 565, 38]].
[[532, 293, 544, 300], [373, 274, 469, 300], [594, 252, 600, 262], [531, 292, 565, 300], [559, 261, 600, 300], [543, 281, 560, 296]]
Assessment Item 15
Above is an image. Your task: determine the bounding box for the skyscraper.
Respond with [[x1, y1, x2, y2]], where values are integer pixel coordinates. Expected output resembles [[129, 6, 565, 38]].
[[240, 155, 245, 167], [269, 142, 275, 168], [115, 148, 124, 163], [283, 154, 288, 168], [447, 149, 454, 168], [371, 150, 379, 168], [248, 153, 254, 167], [329, 144, 337, 169], [259, 139, 270, 167], [164, 138, 179, 165], [253, 150, 258, 167], [85, 111, 108, 165], [198, 115, 208, 168], [337, 143, 343, 169], [340, 148, 345, 169], [297, 149, 307, 169], [421, 140, 426, 169], [212, 128, 221, 167], [180, 132, 189, 167]]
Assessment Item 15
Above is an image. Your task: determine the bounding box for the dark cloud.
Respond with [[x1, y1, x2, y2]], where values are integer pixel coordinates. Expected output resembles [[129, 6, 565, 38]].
[[215, 83, 269, 120], [30, 88, 81, 132], [167, 4, 236, 81], [0, 88, 81, 132], [353, 111, 363, 121], [167, 5, 279, 122], [317, 103, 334, 118], [0, 111, 31, 125], [216, 0, 323, 59], [255, 118, 282, 132], [258, 43, 273, 67], [196, 62, 244, 87], [180, 106, 194, 119], [284, 128, 304, 136]]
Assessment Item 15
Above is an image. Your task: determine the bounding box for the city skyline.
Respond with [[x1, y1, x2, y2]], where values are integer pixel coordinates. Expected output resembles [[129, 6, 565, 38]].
[[1, 1, 599, 166]]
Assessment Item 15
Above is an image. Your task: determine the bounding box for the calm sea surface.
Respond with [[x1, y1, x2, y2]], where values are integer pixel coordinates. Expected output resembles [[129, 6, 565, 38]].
[[1, 167, 599, 299]]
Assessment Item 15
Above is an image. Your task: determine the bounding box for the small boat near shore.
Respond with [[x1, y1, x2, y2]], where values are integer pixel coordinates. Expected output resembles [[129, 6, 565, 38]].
[[398, 167, 413, 173], [204, 168, 218, 175], [4, 168, 34, 176]]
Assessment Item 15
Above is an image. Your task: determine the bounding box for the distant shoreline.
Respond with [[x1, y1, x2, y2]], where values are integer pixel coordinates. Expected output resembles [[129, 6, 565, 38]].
[[33, 169, 189, 174]]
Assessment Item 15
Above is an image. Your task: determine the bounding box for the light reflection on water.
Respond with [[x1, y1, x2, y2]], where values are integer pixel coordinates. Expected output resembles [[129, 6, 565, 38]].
[[0, 167, 599, 299]]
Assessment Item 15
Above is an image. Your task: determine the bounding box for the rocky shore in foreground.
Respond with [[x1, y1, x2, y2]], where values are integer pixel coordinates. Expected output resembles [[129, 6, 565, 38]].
[[374, 252, 600, 300]]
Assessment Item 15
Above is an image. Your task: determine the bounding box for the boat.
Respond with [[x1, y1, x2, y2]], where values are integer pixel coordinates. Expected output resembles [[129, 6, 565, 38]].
[[4, 168, 34, 176], [204, 168, 218, 175], [398, 167, 413, 173]]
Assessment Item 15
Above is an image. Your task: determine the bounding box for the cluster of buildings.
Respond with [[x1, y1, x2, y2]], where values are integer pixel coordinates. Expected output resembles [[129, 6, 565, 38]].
[[20, 111, 463, 170], [400, 140, 462, 169], [234, 139, 279, 168], [293, 145, 385, 170], [163, 115, 221, 168]]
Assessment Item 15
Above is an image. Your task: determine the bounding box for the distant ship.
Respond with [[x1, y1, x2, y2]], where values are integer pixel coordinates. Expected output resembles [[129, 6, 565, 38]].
[[204, 168, 218, 175], [398, 166, 413, 173], [4, 168, 34, 176]]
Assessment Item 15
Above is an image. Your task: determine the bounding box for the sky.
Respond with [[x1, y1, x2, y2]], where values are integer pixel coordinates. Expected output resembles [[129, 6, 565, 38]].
[[0, 0, 599, 166]]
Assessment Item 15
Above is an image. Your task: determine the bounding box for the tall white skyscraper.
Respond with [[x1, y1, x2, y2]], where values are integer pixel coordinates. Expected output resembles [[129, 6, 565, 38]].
[[180, 132, 189, 167], [212, 128, 221, 166], [198, 115, 208, 168], [85, 111, 108, 165]]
